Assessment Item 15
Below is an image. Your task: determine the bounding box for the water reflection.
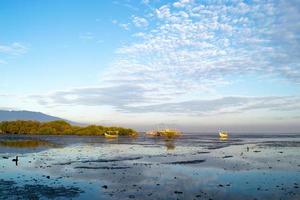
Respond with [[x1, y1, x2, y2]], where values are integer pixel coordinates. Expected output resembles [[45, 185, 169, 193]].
[[0, 134, 299, 200], [0, 139, 56, 148], [164, 139, 176, 150], [219, 137, 228, 141]]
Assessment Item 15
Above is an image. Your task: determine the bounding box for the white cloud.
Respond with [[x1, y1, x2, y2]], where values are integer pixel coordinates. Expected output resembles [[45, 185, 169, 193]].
[[119, 23, 130, 30], [155, 5, 171, 19], [31, 0, 300, 119], [123, 96, 300, 115], [105, 0, 300, 105], [0, 42, 28, 56], [112, 19, 131, 30], [31, 84, 153, 109], [132, 16, 149, 28], [173, 0, 193, 8], [33, 88, 300, 116]]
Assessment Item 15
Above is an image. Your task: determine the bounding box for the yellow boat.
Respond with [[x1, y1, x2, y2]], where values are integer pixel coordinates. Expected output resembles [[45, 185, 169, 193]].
[[105, 131, 118, 138], [219, 131, 228, 138], [158, 129, 181, 137]]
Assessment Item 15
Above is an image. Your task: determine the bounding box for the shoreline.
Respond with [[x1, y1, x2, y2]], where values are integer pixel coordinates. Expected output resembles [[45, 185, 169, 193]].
[[0, 120, 138, 137]]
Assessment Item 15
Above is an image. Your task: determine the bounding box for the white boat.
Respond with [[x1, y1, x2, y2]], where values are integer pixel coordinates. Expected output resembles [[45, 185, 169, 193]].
[[219, 131, 228, 138]]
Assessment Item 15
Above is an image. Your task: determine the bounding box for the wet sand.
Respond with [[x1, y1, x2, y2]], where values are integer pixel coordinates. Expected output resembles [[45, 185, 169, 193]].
[[0, 133, 299, 200]]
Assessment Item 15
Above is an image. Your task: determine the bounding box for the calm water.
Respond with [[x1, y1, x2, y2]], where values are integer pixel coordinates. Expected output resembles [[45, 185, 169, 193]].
[[0, 133, 299, 200]]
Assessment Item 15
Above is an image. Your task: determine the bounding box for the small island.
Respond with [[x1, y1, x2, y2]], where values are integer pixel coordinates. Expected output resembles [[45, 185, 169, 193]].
[[0, 120, 138, 137]]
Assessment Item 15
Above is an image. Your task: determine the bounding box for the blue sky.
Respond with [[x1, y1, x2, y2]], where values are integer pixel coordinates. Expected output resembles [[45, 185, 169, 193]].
[[1, 0, 300, 132]]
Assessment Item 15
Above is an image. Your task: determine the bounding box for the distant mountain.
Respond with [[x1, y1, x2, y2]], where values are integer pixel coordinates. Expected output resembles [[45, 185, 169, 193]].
[[0, 110, 65, 122]]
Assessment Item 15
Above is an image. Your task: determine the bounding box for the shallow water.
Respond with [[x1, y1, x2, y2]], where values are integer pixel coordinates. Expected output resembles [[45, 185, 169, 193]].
[[0, 133, 299, 200]]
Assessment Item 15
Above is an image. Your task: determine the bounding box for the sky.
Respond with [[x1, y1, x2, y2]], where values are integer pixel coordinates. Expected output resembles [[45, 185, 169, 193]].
[[1, 0, 300, 132]]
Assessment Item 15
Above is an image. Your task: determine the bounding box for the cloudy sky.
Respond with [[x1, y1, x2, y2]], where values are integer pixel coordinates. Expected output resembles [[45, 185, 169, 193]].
[[1, 0, 300, 132]]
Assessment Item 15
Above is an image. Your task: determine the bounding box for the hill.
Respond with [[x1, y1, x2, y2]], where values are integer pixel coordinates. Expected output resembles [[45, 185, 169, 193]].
[[0, 110, 64, 122]]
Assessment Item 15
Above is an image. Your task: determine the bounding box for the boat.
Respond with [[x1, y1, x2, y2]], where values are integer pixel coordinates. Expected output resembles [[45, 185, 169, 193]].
[[105, 131, 119, 138], [105, 133, 118, 138], [146, 128, 181, 137], [158, 129, 181, 137], [219, 131, 228, 138]]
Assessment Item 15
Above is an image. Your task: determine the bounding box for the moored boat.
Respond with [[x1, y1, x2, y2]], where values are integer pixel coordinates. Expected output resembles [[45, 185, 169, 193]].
[[146, 128, 181, 137], [219, 131, 228, 138], [158, 128, 181, 136], [105, 131, 119, 138]]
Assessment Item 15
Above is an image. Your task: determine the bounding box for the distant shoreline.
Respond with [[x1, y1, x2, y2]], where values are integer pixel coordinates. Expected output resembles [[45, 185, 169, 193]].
[[0, 120, 138, 137]]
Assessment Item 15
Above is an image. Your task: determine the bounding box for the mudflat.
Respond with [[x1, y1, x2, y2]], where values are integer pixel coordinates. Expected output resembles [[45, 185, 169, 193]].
[[0, 133, 299, 200]]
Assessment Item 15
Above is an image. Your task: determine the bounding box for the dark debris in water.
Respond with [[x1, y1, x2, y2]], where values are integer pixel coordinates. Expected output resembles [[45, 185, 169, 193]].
[[0, 179, 82, 199], [197, 151, 210, 154], [54, 161, 76, 165], [74, 166, 131, 170], [55, 156, 142, 166], [174, 191, 183, 194], [81, 156, 142, 163], [102, 185, 108, 189], [222, 155, 233, 159], [164, 159, 206, 165]]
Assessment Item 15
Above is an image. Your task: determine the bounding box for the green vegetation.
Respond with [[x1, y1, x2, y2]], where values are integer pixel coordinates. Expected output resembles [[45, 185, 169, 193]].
[[0, 120, 138, 137]]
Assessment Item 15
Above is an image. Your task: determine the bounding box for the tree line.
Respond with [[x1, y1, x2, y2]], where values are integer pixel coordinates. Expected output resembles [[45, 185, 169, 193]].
[[0, 120, 137, 136]]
